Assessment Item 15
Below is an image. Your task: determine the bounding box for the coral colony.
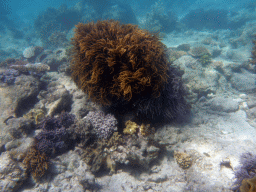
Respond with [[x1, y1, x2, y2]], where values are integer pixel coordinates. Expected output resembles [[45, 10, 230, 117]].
[[71, 20, 189, 124], [86, 111, 118, 139]]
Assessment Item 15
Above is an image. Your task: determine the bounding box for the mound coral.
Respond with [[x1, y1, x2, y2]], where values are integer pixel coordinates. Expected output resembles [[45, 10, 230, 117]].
[[71, 20, 188, 124], [86, 110, 118, 139]]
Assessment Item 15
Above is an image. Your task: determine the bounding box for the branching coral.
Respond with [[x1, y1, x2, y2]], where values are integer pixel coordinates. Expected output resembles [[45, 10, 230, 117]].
[[35, 112, 75, 155], [0, 69, 20, 84], [23, 146, 50, 179], [86, 111, 118, 139], [71, 20, 188, 124]]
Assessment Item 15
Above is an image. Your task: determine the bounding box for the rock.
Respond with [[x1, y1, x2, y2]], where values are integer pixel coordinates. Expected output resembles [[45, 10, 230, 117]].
[[10, 63, 50, 73], [206, 96, 240, 113], [36, 81, 72, 116], [0, 152, 27, 192], [23, 46, 44, 62], [174, 56, 220, 103], [247, 106, 256, 119], [13, 75, 40, 116], [0, 75, 39, 146], [5, 117, 35, 139], [231, 69, 256, 92], [23, 46, 36, 59], [26, 151, 96, 191]]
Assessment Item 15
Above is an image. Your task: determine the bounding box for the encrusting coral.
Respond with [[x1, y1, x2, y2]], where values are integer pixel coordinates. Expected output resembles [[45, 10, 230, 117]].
[[71, 20, 189, 124]]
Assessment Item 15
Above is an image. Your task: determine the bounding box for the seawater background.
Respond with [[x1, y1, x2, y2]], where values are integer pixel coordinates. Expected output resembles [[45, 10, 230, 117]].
[[0, 0, 256, 192]]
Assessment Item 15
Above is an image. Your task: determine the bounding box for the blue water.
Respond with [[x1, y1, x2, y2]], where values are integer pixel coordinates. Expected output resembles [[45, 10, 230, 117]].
[[0, 0, 254, 52]]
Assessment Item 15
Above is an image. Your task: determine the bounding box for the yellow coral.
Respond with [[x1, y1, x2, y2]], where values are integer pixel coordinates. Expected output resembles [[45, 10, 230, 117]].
[[123, 121, 155, 136], [23, 109, 45, 124], [123, 120, 139, 135], [139, 123, 155, 136], [174, 151, 192, 169]]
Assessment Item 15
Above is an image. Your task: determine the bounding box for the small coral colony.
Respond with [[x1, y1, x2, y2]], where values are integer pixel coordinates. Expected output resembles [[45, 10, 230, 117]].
[[2, 19, 256, 191]]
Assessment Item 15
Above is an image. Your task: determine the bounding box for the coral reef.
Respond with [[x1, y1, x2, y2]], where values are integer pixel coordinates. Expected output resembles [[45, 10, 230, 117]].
[[232, 153, 256, 191], [239, 176, 256, 192], [102, 2, 138, 24], [78, 132, 124, 173], [71, 20, 168, 105], [67, 117, 92, 147], [181, 9, 229, 30], [143, 1, 178, 33], [166, 48, 187, 63], [34, 4, 81, 47], [23, 46, 44, 62], [123, 120, 139, 135], [23, 109, 45, 124], [123, 120, 155, 136], [86, 111, 118, 139], [174, 151, 193, 169], [190, 46, 211, 58], [71, 20, 188, 124], [35, 112, 75, 156], [78, 130, 163, 173], [0, 58, 28, 68], [250, 35, 256, 72], [0, 69, 20, 84], [190, 46, 212, 66], [23, 146, 50, 179], [199, 54, 212, 66], [10, 63, 50, 74]]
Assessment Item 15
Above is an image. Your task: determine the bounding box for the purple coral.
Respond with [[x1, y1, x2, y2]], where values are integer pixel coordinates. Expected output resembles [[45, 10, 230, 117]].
[[58, 112, 76, 128], [86, 111, 118, 139], [35, 126, 67, 155], [232, 152, 256, 191], [35, 112, 76, 155], [0, 69, 20, 84]]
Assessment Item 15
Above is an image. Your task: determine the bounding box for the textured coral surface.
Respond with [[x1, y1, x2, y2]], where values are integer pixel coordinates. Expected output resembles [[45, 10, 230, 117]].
[[71, 20, 168, 105]]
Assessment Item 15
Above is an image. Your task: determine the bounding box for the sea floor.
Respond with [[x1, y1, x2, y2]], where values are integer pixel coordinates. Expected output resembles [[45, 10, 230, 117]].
[[0, 22, 256, 192]]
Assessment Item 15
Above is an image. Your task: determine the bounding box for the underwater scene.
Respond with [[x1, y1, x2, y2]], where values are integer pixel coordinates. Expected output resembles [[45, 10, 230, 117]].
[[0, 0, 256, 191]]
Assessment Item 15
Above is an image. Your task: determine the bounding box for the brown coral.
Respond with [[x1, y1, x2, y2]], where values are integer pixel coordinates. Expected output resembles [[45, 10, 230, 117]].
[[240, 176, 256, 192], [174, 151, 193, 169], [23, 146, 50, 179], [71, 20, 169, 105]]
